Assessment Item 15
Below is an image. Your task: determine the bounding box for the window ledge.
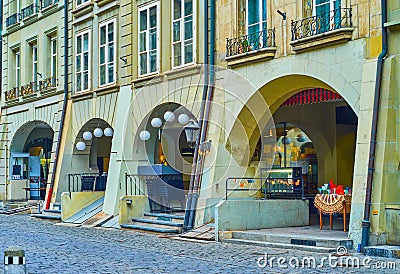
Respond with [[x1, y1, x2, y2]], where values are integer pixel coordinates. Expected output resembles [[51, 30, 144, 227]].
[[164, 64, 200, 80], [290, 27, 354, 53], [72, 2, 94, 18], [95, 83, 120, 96], [71, 90, 94, 102], [384, 21, 400, 31], [133, 73, 162, 88], [225, 47, 277, 68], [95, 0, 114, 7]]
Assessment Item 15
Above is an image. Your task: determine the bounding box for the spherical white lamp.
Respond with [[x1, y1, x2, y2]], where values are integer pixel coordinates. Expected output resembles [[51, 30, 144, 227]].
[[178, 113, 190, 125], [82, 131, 93, 141], [94, 128, 103, 137], [163, 111, 175, 122], [76, 141, 86, 151], [151, 117, 163, 128], [104, 127, 113, 137], [139, 130, 151, 141]]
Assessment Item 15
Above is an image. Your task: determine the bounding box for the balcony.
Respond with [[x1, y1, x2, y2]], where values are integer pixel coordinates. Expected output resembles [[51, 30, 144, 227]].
[[21, 4, 39, 20], [290, 8, 353, 53], [225, 29, 276, 68], [5, 77, 58, 103], [41, 0, 59, 10], [6, 13, 20, 28]]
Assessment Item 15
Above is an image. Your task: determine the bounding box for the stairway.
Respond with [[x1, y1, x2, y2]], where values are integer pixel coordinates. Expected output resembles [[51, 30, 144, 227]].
[[222, 227, 353, 253], [31, 203, 62, 220], [121, 212, 184, 234]]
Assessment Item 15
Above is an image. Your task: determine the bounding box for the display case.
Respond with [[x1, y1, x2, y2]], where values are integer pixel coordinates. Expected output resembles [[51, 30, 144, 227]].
[[261, 167, 303, 193]]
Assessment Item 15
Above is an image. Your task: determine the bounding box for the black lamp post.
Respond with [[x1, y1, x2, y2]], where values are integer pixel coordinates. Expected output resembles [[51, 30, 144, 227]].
[[184, 120, 200, 148]]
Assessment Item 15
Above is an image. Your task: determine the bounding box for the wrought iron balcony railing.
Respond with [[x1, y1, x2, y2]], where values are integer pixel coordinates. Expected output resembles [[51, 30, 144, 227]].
[[41, 0, 58, 10], [226, 29, 275, 57], [21, 4, 39, 20], [291, 8, 352, 41], [5, 13, 20, 27], [5, 77, 58, 102]]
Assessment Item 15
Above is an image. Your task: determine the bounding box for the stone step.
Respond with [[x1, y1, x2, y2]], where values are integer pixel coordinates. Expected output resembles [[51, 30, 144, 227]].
[[223, 238, 338, 253], [31, 213, 61, 220], [132, 218, 183, 227], [364, 245, 400, 259], [43, 209, 61, 214], [121, 223, 180, 234], [143, 212, 185, 221], [231, 231, 353, 249]]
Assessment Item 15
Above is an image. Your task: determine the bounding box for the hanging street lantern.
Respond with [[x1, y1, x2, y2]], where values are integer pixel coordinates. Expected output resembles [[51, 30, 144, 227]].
[[76, 141, 86, 151], [104, 127, 114, 137], [139, 130, 151, 141], [184, 120, 200, 148], [82, 131, 93, 141], [94, 127, 103, 137]]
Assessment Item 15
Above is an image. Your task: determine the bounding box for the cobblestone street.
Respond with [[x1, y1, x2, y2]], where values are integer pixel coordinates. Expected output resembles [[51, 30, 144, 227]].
[[0, 214, 398, 273]]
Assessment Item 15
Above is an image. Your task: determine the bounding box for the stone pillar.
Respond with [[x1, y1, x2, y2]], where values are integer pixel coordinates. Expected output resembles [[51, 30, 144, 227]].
[[4, 246, 26, 274]]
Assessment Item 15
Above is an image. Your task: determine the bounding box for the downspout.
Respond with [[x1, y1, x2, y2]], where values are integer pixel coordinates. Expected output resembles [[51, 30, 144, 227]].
[[360, 0, 387, 251], [45, 0, 69, 209], [183, 0, 209, 230]]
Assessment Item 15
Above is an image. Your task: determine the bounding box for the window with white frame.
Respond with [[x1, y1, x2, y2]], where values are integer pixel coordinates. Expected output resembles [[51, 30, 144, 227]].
[[172, 0, 195, 67], [76, 0, 90, 7], [15, 51, 21, 88], [51, 38, 57, 78], [75, 30, 90, 92], [313, 0, 340, 32], [246, 0, 267, 35], [32, 45, 38, 86], [99, 19, 116, 86], [139, 2, 159, 76]]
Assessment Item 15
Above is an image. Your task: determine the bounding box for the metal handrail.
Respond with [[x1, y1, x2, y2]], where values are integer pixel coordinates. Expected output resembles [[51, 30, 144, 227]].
[[291, 7, 352, 41], [41, 0, 58, 9], [21, 4, 39, 20], [68, 173, 107, 198], [225, 176, 305, 200], [6, 13, 20, 27], [226, 28, 275, 57], [124, 173, 146, 196], [5, 77, 58, 102]]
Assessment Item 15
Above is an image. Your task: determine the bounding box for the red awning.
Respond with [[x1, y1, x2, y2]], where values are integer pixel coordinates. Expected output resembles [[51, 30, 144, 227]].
[[281, 88, 343, 107]]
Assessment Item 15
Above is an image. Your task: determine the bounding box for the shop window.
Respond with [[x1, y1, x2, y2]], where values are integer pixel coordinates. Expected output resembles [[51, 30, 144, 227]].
[[172, 0, 195, 68], [99, 19, 116, 86], [75, 30, 91, 92], [138, 2, 159, 76]]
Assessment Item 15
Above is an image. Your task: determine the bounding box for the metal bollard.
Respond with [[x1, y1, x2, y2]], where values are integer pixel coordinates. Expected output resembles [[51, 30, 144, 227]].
[[4, 246, 26, 274]]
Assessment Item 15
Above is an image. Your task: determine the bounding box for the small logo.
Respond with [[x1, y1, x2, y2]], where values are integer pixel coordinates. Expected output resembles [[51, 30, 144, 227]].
[[336, 246, 348, 255]]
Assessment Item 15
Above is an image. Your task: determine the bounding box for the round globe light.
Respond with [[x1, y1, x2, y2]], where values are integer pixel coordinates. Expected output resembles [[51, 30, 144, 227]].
[[94, 128, 103, 138], [139, 130, 151, 141], [282, 137, 291, 145], [104, 127, 114, 137], [76, 141, 86, 151], [178, 113, 190, 125], [151, 117, 163, 128], [163, 111, 175, 122], [82, 131, 93, 141]]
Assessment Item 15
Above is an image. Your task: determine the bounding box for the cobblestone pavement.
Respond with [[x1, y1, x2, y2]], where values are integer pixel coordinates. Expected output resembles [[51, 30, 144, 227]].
[[0, 214, 399, 273]]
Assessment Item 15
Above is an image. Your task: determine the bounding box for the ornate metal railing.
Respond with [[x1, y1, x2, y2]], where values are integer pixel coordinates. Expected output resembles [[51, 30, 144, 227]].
[[291, 8, 352, 41], [21, 4, 39, 20], [226, 29, 275, 57], [41, 0, 58, 10], [124, 174, 146, 196], [6, 13, 20, 27], [5, 87, 19, 101], [5, 77, 58, 102]]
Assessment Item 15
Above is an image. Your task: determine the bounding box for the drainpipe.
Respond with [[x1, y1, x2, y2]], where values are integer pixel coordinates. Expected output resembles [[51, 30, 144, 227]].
[[45, 0, 69, 210], [360, 0, 387, 251], [184, 0, 215, 231], [183, 0, 209, 230]]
